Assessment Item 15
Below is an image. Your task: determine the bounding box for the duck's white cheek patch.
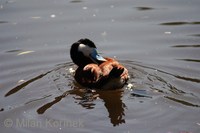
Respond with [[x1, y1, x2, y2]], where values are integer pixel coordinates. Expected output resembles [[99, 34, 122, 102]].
[[78, 44, 93, 57]]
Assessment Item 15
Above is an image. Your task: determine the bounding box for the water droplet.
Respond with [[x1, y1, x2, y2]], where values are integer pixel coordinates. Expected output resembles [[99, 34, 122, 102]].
[[30, 16, 41, 19], [50, 14, 56, 18], [110, 5, 114, 8], [82, 7, 88, 10], [101, 31, 107, 36], [18, 79, 25, 84], [164, 31, 171, 34], [127, 83, 134, 89], [69, 68, 75, 73], [17, 51, 34, 55]]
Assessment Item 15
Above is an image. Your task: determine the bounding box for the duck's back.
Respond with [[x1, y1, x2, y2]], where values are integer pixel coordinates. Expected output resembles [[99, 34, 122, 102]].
[[74, 57, 129, 89]]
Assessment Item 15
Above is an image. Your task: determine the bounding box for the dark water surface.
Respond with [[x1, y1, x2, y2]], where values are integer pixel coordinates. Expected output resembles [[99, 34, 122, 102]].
[[0, 0, 200, 132]]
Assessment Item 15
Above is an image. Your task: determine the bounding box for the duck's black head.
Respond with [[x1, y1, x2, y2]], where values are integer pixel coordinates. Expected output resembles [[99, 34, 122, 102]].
[[70, 38, 106, 67]]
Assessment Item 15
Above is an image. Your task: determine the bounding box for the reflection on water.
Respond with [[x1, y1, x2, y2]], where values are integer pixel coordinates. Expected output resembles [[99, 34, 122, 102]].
[[36, 88, 126, 126], [97, 90, 126, 126]]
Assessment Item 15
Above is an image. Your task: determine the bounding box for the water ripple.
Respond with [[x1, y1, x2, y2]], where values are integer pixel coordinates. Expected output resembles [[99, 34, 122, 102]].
[[135, 7, 154, 11], [177, 59, 200, 63], [4, 70, 52, 97], [160, 21, 200, 26], [70, 0, 82, 3], [0, 21, 8, 24], [189, 34, 200, 37], [2, 61, 200, 128], [165, 96, 200, 107], [172, 44, 200, 48]]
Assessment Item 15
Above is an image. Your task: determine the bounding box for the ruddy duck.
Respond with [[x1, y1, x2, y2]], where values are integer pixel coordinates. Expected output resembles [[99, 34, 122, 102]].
[[70, 38, 129, 89]]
